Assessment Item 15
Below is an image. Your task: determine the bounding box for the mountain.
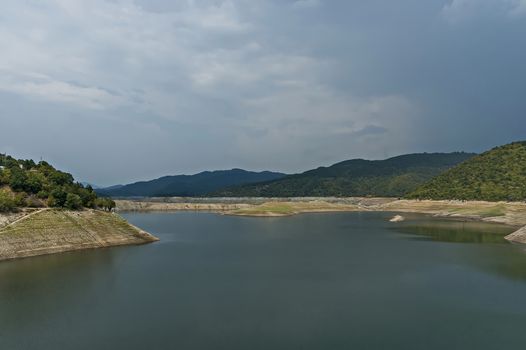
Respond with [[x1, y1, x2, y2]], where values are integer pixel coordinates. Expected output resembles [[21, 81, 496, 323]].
[[101, 184, 124, 191], [408, 141, 526, 201], [213, 153, 476, 197], [97, 169, 286, 197]]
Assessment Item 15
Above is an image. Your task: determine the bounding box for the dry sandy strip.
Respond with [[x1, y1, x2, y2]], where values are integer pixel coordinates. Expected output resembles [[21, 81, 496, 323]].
[[115, 198, 526, 243]]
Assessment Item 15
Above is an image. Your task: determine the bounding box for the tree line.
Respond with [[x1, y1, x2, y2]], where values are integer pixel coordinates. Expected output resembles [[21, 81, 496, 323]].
[[0, 154, 115, 212]]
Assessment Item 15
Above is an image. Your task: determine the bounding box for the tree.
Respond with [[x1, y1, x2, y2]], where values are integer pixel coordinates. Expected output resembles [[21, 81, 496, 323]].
[[9, 168, 28, 192], [65, 193, 83, 210], [49, 171, 74, 186], [0, 153, 103, 210], [50, 188, 67, 207], [96, 198, 116, 212], [25, 172, 45, 194], [106, 198, 116, 212]]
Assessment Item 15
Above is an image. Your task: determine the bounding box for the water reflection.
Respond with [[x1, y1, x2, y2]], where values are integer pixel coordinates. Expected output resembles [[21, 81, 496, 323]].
[[391, 216, 514, 244], [390, 215, 526, 282]]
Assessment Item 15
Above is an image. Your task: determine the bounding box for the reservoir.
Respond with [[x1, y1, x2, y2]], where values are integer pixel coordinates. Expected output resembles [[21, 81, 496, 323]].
[[1, 212, 526, 349]]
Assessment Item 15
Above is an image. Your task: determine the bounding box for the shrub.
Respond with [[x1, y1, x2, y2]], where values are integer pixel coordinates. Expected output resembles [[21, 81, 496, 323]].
[[13, 192, 27, 207], [50, 188, 67, 207], [26, 195, 44, 208], [0, 190, 16, 212], [65, 193, 83, 210]]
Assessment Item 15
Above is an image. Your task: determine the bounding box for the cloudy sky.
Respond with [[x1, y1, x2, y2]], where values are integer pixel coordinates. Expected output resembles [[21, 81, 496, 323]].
[[1, 0, 525, 185]]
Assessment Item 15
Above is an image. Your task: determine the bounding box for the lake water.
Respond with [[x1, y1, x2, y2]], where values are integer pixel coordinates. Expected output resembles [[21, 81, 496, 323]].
[[1, 212, 526, 349]]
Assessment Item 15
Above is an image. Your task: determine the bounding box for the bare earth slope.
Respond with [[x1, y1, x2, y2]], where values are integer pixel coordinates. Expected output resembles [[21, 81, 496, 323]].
[[505, 226, 526, 244], [0, 209, 158, 261]]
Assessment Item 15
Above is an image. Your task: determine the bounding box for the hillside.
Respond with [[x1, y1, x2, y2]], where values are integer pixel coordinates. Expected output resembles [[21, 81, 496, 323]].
[[213, 153, 475, 197], [0, 209, 158, 261], [0, 153, 114, 212], [97, 169, 286, 197], [0, 153, 157, 261], [408, 141, 526, 201]]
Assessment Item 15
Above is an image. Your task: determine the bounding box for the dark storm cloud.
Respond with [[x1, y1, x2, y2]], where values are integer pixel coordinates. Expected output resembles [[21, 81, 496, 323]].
[[0, 0, 525, 185]]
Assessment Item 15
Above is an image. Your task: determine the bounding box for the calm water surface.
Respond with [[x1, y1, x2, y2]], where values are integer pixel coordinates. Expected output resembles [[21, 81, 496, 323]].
[[1, 212, 526, 349]]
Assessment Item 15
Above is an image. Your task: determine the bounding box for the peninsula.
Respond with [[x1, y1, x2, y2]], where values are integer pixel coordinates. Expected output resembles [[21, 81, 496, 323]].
[[0, 153, 158, 262]]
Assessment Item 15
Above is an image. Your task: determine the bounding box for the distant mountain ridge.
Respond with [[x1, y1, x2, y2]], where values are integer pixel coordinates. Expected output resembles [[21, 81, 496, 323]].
[[408, 141, 526, 201], [213, 152, 476, 198], [96, 169, 286, 197]]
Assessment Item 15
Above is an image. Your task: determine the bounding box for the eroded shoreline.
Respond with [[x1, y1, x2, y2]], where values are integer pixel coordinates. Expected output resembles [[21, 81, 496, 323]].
[[0, 209, 158, 262], [115, 197, 526, 243]]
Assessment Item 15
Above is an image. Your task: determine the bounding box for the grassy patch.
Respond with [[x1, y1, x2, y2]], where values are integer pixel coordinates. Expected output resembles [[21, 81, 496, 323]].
[[232, 203, 296, 216], [447, 204, 507, 218]]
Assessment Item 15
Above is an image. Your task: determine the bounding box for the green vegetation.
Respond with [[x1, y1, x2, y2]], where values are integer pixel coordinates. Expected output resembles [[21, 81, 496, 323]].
[[446, 205, 507, 218], [0, 153, 114, 212], [408, 142, 526, 201], [97, 169, 285, 197], [95, 197, 116, 212], [231, 203, 297, 216], [0, 190, 15, 212], [215, 153, 475, 197]]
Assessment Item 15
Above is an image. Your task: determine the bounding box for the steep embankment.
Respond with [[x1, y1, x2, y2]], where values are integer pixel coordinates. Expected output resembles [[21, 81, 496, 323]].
[[214, 153, 475, 197], [0, 209, 158, 261], [408, 141, 526, 201]]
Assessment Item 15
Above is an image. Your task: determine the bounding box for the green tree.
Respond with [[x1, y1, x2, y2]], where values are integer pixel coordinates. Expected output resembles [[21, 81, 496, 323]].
[[65, 193, 83, 210], [9, 168, 28, 192], [50, 188, 67, 207], [25, 172, 45, 194], [77, 187, 97, 208], [96, 198, 116, 212], [48, 171, 74, 186]]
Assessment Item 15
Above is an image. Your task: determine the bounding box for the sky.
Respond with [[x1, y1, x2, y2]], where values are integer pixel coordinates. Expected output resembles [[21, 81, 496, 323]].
[[1, 0, 525, 186]]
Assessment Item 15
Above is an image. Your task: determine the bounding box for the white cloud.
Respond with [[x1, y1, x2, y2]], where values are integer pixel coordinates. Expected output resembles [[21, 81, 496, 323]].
[[0, 2, 234, 114], [0, 0, 440, 182]]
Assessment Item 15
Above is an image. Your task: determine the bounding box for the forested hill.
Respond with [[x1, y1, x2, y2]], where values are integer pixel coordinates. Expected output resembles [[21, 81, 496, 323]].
[[96, 169, 286, 197], [213, 152, 475, 197], [0, 153, 113, 212], [408, 142, 526, 201]]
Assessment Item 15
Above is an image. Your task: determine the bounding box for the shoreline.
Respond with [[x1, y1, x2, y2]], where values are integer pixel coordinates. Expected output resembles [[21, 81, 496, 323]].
[[0, 209, 158, 262], [115, 197, 526, 243], [115, 197, 526, 225]]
